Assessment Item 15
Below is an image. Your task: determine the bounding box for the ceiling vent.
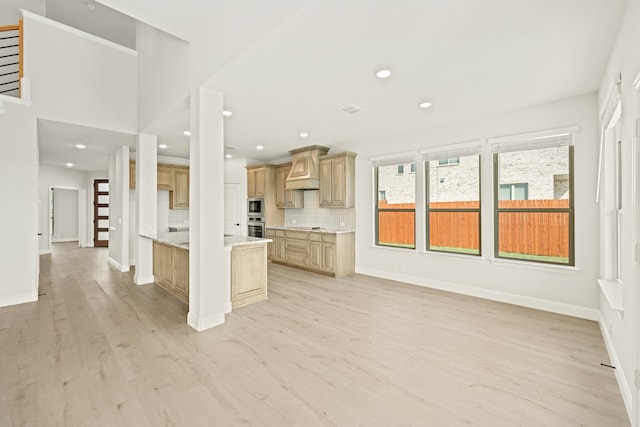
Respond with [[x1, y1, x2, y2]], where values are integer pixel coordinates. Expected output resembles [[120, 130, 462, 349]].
[[341, 104, 362, 114], [225, 145, 240, 150]]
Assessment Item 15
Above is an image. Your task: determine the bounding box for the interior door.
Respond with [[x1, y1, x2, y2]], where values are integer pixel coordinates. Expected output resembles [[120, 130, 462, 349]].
[[93, 179, 109, 247], [224, 183, 243, 236]]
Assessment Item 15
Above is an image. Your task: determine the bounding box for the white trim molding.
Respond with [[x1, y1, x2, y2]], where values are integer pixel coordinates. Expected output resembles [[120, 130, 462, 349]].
[[356, 266, 599, 321], [187, 311, 226, 332], [107, 256, 130, 273], [599, 313, 633, 421], [0, 291, 38, 308]]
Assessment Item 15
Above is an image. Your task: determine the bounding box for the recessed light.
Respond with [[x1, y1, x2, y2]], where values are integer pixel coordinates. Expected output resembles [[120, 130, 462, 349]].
[[299, 132, 309, 138], [419, 101, 432, 109], [225, 154, 232, 159], [223, 110, 233, 117], [158, 144, 168, 149], [75, 144, 86, 149], [375, 69, 392, 79], [65, 163, 74, 168], [256, 145, 264, 150], [183, 130, 191, 136]]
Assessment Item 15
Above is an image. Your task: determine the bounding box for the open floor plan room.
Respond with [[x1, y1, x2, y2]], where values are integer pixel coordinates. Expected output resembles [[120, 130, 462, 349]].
[[0, 243, 627, 426]]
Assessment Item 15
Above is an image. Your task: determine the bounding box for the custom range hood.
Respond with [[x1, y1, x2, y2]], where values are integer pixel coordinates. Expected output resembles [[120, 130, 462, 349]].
[[285, 145, 330, 190]]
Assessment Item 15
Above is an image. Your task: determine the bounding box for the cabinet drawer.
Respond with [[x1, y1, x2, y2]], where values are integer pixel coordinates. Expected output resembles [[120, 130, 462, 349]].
[[276, 230, 286, 238], [286, 251, 309, 267], [309, 233, 322, 242], [322, 233, 336, 243], [285, 230, 309, 240], [286, 238, 309, 253], [266, 229, 276, 238]]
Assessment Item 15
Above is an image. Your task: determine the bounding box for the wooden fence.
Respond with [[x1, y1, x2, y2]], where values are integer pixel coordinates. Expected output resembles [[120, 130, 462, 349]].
[[378, 199, 569, 257]]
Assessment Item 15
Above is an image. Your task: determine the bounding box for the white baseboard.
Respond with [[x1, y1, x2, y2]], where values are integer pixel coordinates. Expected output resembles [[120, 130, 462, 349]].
[[107, 257, 130, 273], [223, 301, 232, 314], [129, 259, 136, 267], [187, 311, 225, 332], [134, 274, 154, 285], [51, 237, 79, 243], [39, 249, 51, 255], [0, 291, 37, 308], [355, 266, 599, 321], [599, 313, 633, 422]]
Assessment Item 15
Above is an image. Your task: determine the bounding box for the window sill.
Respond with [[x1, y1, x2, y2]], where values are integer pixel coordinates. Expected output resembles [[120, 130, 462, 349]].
[[487, 257, 580, 274], [370, 244, 416, 253], [598, 279, 624, 313], [419, 250, 485, 263]]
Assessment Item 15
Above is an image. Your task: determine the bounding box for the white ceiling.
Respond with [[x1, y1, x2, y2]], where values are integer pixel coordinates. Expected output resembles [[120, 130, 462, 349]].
[[13, 0, 630, 168], [38, 119, 135, 171]]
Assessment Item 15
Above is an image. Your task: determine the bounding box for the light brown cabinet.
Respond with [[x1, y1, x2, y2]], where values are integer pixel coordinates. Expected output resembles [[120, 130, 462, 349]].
[[170, 167, 189, 209], [276, 163, 304, 209], [319, 152, 356, 208], [231, 242, 268, 309], [246, 164, 284, 226], [129, 161, 189, 208], [129, 160, 136, 189], [153, 241, 189, 304], [157, 165, 173, 190], [267, 228, 355, 277]]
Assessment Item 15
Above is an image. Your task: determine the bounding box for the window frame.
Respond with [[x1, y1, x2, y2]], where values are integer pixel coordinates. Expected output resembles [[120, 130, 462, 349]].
[[493, 145, 575, 266], [425, 154, 482, 256], [374, 164, 416, 250]]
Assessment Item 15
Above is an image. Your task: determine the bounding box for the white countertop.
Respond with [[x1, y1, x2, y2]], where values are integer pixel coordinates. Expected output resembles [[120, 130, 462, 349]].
[[266, 225, 354, 234], [140, 232, 271, 250]]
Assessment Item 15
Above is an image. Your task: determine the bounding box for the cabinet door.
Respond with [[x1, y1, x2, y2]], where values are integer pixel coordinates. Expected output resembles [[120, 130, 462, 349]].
[[309, 242, 322, 269], [231, 244, 267, 307], [162, 244, 173, 285], [129, 161, 136, 189], [331, 157, 346, 207], [276, 166, 288, 208], [173, 248, 189, 297], [319, 159, 333, 207], [157, 166, 173, 190], [322, 244, 335, 272], [254, 168, 265, 198], [275, 238, 286, 262], [247, 169, 256, 198], [172, 169, 189, 209]]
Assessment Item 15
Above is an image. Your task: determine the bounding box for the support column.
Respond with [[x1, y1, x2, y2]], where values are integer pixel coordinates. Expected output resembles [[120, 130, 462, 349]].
[[188, 86, 226, 331], [134, 133, 158, 285]]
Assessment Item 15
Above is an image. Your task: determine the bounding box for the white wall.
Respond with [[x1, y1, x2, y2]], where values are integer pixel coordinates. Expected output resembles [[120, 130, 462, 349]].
[[107, 146, 130, 272], [38, 164, 91, 252], [349, 93, 600, 319], [51, 189, 79, 242], [24, 11, 137, 133], [597, 0, 640, 420], [136, 1, 305, 132], [0, 106, 39, 307]]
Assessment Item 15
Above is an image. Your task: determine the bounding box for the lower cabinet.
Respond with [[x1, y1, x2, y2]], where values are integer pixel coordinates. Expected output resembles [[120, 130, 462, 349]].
[[231, 243, 268, 309], [153, 241, 189, 304], [267, 229, 355, 277]]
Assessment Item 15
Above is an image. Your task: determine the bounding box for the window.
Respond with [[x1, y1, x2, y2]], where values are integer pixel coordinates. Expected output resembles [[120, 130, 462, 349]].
[[438, 157, 460, 166], [374, 160, 416, 249], [499, 183, 528, 200], [426, 151, 481, 255], [493, 134, 574, 265], [410, 163, 416, 173]]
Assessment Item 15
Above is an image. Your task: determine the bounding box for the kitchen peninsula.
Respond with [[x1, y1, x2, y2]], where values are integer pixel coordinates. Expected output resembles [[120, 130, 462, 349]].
[[140, 232, 272, 309]]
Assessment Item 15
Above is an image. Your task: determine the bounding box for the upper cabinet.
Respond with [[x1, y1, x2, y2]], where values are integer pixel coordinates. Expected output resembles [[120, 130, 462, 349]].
[[129, 160, 136, 189], [129, 161, 190, 209], [247, 167, 265, 198], [157, 164, 173, 190], [171, 166, 189, 209], [276, 163, 304, 209], [319, 152, 356, 208]]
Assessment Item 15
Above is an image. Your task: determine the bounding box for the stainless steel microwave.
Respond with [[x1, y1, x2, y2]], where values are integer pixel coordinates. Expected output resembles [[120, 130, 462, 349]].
[[248, 198, 264, 215]]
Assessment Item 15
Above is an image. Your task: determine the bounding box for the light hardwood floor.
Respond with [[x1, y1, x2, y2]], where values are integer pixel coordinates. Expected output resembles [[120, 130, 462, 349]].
[[0, 242, 629, 426]]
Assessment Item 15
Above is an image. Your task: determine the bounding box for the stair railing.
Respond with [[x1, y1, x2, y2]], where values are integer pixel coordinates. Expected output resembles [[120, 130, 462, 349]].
[[0, 19, 23, 98]]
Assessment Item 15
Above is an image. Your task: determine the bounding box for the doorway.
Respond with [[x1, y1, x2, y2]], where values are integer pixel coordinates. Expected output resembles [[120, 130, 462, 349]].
[[46, 186, 86, 253], [93, 179, 109, 247], [224, 182, 243, 236]]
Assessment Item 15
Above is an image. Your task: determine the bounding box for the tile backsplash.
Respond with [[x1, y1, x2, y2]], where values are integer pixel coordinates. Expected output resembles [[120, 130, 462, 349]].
[[169, 208, 189, 225], [284, 190, 355, 230]]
